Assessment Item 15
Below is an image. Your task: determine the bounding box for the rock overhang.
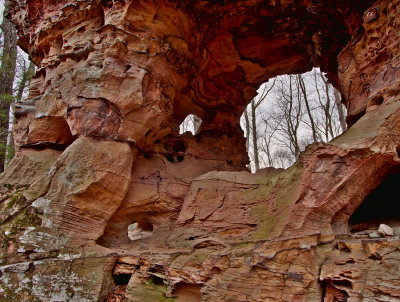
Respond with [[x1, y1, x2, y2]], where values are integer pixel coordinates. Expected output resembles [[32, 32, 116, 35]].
[[1, 0, 400, 301]]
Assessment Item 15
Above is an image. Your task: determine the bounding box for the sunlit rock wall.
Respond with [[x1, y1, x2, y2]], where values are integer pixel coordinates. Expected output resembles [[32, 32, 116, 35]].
[[1, 0, 400, 301]]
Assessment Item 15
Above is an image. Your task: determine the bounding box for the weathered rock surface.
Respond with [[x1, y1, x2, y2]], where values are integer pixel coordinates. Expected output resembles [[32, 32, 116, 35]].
[[1, 0, 400, 301]]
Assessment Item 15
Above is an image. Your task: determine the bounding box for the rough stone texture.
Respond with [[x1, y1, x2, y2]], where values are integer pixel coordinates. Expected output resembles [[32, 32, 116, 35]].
[[338, 0, 400, 125], [1, 0, 400, 301]]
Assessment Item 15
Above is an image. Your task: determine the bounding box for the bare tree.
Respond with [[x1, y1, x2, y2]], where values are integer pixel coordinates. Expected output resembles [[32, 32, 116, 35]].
[[244, 108, 250, 152], [334, 88, 347, 133], [298, 73, 318, 143], [312, 70, 346, 141], [4, 59, 35, 167], [276, 75, 303, 159], [272, 148, 293, 169], [242, 69, 347, 171], [319, 71, 335, 140], [260, 117, 279, 167], [0, 11, 17, 171], [246, 78, 276, 171]]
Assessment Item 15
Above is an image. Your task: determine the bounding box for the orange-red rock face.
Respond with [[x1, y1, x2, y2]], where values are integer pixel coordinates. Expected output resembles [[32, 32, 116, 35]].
[[338, 1, 400, 126], [1, 0, 400, 301]]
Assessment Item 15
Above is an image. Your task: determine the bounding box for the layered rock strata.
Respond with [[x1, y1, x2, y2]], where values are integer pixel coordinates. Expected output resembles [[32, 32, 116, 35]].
[[1, 0, 400, 301]]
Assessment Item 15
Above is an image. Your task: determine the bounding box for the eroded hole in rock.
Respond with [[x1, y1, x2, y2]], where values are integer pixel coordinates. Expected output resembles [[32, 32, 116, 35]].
[[240, 69, 347, 171], [149, 274, 165, 285], [113, 273, 132, 286], [349, 172, 400, 232], [179, 114, 202, 135], [166, 154, 175, 163], [107, 266, 133, 302], [127, 221, 153, 241], [332, 279, 352, 289], [172, 282, 202, 302], [163, 139, 187, 164], [368, 95, 384, 107], [23, 116, 74, 150], [321, 281, 350, 302]]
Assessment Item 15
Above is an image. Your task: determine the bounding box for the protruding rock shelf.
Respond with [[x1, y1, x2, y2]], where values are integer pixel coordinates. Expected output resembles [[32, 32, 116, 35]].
[[1, 0, 400, 301]]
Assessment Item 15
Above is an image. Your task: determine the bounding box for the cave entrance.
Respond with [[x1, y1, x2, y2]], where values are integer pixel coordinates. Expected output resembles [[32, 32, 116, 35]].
[[113, 273, 132, 286], [349, 172, 400, 233], [241, 68, 347, 171]]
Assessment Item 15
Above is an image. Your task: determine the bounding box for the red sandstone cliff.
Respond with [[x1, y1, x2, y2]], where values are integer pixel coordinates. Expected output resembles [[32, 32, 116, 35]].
[[0, 0, 400, 301]]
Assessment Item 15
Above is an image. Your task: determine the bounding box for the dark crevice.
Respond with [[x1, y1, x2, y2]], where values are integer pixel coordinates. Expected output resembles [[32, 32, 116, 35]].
[[332, 279, 352, 289], [166, 154, 175, 163], [321, 280, 327, 302], [349, 172, 400, 232], [99, 4, 105, 26], [113, 273, 132, 286], [20, 142, 70, 151], [137, 221, 154, 232], [320, 280, 349, 302], [150, 275, 164, 285], [368, 95, 384, 107], [346, 108, 366, 127]]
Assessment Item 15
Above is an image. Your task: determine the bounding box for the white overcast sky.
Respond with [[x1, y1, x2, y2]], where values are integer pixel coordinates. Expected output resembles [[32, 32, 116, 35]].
[[0, 1, 4, 21]]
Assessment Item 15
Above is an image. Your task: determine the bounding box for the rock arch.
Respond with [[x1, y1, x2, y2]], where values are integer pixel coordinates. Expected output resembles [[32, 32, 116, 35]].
[[1, 0, 400, 301]]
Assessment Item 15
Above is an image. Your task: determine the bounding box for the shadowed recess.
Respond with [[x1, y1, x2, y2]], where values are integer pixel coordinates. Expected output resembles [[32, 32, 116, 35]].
[[172, 282, 202, 302], [349, 172, 400, 231]]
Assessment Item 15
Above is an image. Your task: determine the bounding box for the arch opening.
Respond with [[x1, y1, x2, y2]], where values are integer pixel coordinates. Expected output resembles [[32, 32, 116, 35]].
[[179, 114, 203, 135], [349, 172, 400, 234], [240, 68, 347, 171], [127, 221, 154, 241]]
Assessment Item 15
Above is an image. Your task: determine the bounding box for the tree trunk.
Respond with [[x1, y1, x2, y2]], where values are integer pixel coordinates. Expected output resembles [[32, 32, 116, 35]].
[[251, 99, 260, 171], [0, 15, 17, 171], [15, 61, 35, 102], [4, 61, 35, 169], [288, 76, 301, 158], [244, 108, 250, 152], [334, 88, 347, 132], [298, 74, 318, 143], [320, 72, 335, 141]]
